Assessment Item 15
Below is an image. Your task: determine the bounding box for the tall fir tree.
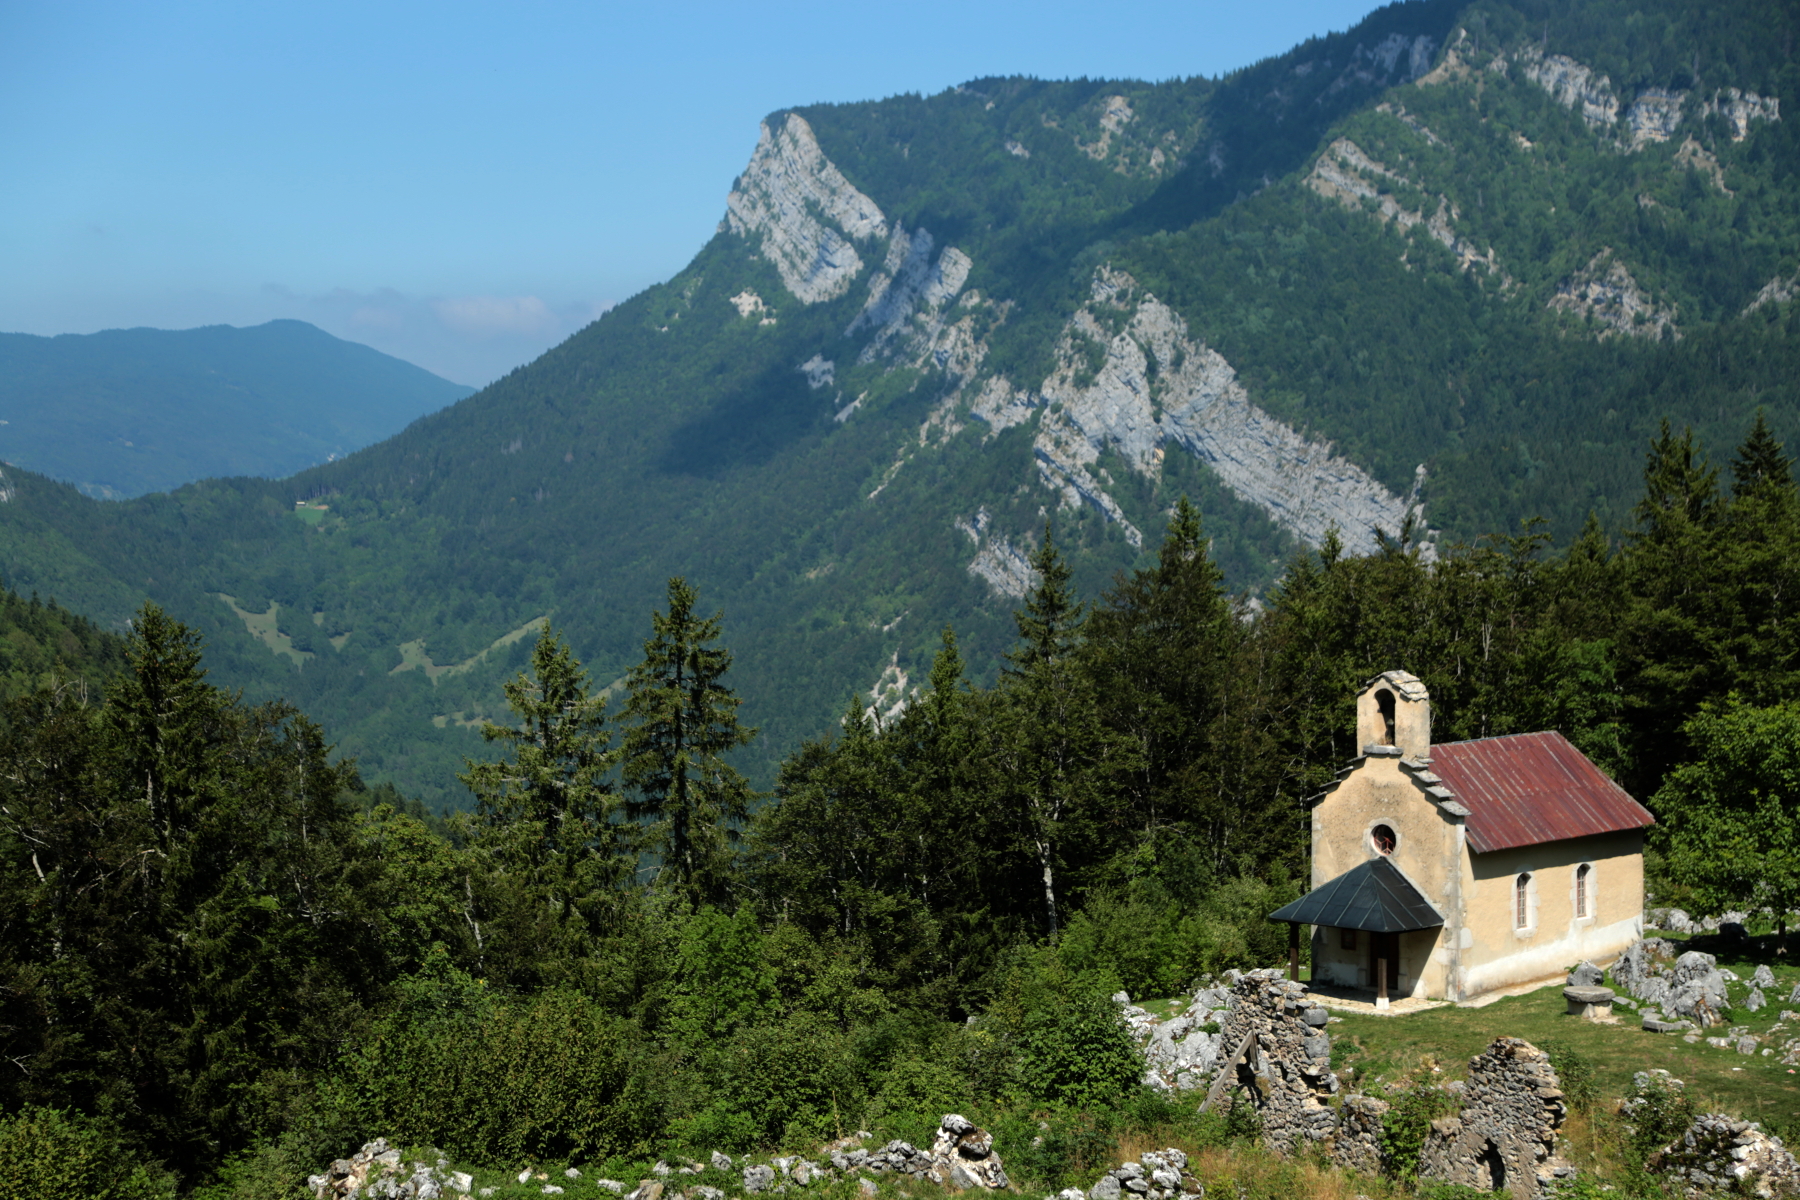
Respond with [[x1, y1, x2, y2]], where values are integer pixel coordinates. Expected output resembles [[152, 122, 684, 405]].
[[997, 525, 1132, 938], [619, 578, 757, 907], [460, 625, 628, 987]]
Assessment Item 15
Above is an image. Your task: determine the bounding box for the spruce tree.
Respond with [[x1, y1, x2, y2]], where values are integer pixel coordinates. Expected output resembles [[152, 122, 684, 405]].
[[998, 525, 1131, 937], [619, 577, 757, 907], [1085, 497, 1246, 877], [1619, 421, 1728, 795], [460, 625, 627, 984]]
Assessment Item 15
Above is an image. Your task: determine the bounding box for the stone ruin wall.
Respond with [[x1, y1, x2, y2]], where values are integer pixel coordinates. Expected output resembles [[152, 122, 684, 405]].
[[1415, 1038, 1574, 1198], [1186, 971, 1572, 1197], [1210, 970, 1340, 1155]]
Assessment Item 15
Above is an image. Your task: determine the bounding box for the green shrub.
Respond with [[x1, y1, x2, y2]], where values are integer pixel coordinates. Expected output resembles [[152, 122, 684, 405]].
[[1015, 976, 1142, 1108], [0, 1107, 175, 1200], [325, 983, 657, 1165], [675, 1010, 861, 1151], [1620, 1072, 1695, 1169], [865, 1057, 973, 1130], [1377, 1084, 1460, 1181], [1539, 1041, 1599, 1112], [992, 1108, 1118, 1192], [1189, 1093, 1261, 1147]]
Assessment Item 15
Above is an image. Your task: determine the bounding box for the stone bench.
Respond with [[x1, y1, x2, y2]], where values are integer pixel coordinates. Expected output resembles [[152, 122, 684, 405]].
[[1563, 985, 1616, 1020]]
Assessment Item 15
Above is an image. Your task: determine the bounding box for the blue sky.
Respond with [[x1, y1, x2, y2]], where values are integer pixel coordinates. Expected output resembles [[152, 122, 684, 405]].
[[2, 0, 1387, 386]]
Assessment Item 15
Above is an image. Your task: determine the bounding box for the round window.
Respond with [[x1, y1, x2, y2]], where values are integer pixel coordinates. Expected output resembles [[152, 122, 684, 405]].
[[1371, 824, 1397, 856]]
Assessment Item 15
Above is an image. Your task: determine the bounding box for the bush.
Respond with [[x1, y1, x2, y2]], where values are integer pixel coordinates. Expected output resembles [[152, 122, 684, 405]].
[[865, 1057, 973, 1133], [0, 1107, 175, 1200], [992, 1108, 1118, 1192], [324, 981, 657, 1165], [1620, 1072, 1695, 1169], [1014, 975, 1142, 1108], [1377, 1084, 1460, 1181], [1058, 876, 1307, 998], [1539, 1041, 1598, 1112], [683, 1011, 859, 1150]]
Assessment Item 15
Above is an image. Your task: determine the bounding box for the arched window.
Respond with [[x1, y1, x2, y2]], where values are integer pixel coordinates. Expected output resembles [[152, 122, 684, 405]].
[[1376, 689, 1396, 744], [1515, 873, 1531, 929], [1575, 863, 1591, 919], [1371, 824, 1397, 856]]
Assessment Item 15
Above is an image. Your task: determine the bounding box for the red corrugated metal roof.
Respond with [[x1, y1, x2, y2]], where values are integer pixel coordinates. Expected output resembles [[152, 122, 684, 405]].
[[1430, 731, 1653, 854]]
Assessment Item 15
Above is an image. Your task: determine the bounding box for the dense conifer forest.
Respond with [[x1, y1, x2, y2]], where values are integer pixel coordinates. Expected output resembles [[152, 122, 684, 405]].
[[2, 416, 1797, 1196]]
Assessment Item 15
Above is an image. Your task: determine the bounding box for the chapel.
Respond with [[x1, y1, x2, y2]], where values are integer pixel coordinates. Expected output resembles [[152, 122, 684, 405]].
[[1269, 670, 1654, 1005]]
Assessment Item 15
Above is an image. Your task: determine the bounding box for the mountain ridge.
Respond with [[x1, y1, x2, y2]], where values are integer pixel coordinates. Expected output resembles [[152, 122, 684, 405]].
[[0, 319, 474, 498], [0, 0, 1795, 805]]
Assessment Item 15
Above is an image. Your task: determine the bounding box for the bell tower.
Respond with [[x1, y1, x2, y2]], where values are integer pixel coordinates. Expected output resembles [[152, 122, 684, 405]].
[[1356, 670, 1431, 759]]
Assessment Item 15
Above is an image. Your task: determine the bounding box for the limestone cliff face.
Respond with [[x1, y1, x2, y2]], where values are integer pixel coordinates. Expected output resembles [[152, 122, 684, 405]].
[[1505, 43, 1779, 150], [726, 114, 889, 303], [1025, 269, 1417, 557], [1517, 48, 1621, 129], [727, 113, 1420, 597]]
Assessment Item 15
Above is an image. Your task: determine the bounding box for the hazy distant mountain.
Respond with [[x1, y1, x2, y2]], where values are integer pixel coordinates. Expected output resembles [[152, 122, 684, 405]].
[[0, 0, 1796, 806], [0, 320, 473, 497]]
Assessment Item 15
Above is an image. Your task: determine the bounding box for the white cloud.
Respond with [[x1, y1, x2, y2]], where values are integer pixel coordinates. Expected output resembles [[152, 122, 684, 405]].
[[432, 294, 561, 339]]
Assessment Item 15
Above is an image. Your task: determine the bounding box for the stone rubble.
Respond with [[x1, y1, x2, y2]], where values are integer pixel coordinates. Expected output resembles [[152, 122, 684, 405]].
[[1066, 1148, 1202, 1200], [309, 1140, 470, 1200], [311, 1120, 1005, 1200], [1651, 1111, 1800, 1199]]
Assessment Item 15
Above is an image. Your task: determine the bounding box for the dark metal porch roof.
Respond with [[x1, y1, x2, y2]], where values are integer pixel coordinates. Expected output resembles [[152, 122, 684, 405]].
[[1268, 857, 1444, 933]]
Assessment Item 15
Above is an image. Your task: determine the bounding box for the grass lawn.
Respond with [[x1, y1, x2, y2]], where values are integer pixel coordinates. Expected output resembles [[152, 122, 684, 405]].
[[1141, 938, 1800, 1134], [1328, 951, 1800, 1134]]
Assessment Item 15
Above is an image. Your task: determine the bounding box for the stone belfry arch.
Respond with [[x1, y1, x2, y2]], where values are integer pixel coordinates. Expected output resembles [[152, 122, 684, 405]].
[[1356, 669, 1431, 758]]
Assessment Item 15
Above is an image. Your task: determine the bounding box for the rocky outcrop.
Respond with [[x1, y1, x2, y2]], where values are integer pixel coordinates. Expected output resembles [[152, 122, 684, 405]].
[[1703, 88, 1782, 142], [848, 225, 975, 365], [1308, 138, 1507, 279], [1417, 1038, 1574, 1199], [1624, 88, 1688, 148], [1508, 44, 1777, 150], [1322, 33, 1439, 98], [1021, 269, 1418, 557], [1614, 940, 1733, 1029], [969, 537, 1038, 600], [1116, 982, 1234, 1092], [1744, 274, 1799, 316], [1517, 49, 1620, 129], [726, 114, 888, 304], [1548, 249, 1678, 340], [1674, 137, 1731, 194], [863, 650, 913, 727]]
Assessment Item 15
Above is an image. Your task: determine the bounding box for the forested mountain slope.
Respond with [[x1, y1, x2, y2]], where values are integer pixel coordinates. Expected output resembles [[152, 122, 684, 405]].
[[0, 321, 473, 498], [0, 0, 1795, 805]]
